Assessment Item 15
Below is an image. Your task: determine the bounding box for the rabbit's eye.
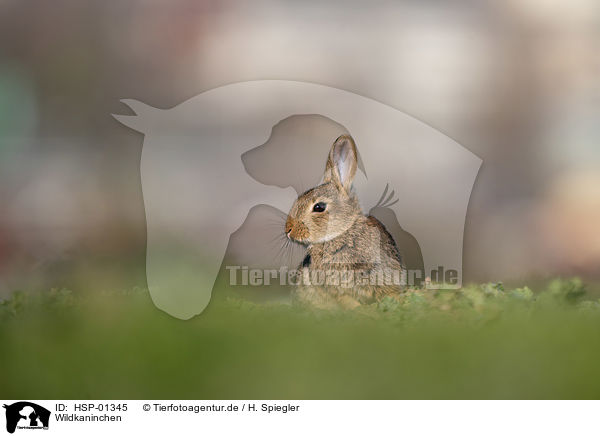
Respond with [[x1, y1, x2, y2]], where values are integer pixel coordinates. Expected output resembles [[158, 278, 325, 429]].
[[313, 202, 327, 213]]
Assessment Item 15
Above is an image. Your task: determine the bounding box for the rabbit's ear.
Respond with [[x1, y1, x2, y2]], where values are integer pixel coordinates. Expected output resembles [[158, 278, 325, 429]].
[[324, 135, 358, 193]]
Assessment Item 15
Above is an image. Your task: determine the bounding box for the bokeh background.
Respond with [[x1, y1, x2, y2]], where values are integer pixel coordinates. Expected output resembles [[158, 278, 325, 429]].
[[1, 0, 599, 298]]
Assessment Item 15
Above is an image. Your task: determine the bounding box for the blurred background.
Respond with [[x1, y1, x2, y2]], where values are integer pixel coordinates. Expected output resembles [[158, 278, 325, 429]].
[[1, 0, 599, 298]]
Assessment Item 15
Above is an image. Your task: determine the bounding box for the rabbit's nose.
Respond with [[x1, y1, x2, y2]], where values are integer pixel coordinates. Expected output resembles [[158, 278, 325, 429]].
[[285, 218, 294, 237]]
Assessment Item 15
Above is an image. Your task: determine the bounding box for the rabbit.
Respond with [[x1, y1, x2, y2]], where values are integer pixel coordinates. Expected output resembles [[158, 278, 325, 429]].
[[285, 134, 406, 309]]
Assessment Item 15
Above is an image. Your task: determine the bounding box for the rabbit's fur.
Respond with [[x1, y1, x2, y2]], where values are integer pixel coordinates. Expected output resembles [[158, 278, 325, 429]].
[[285, 135, 406, 308]]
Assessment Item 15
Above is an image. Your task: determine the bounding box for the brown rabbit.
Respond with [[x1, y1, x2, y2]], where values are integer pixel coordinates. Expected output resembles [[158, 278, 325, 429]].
[[285, 135, 406, 308]]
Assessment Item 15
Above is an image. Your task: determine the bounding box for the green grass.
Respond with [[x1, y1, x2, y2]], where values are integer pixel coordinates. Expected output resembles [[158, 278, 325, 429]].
[[1, 279, 600, 399]]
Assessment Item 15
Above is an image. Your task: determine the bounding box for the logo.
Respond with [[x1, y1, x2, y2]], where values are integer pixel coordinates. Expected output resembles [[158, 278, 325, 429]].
[[3, 402, 50, 433], [113, 80, 481, 319]]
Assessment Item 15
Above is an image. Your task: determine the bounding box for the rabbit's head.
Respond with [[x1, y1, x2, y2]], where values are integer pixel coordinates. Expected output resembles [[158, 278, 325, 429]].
[[285, 135, 362, 244]]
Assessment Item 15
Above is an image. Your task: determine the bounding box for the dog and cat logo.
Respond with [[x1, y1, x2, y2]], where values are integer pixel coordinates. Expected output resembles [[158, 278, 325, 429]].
[[3, 402, 50, 433], [114, 80, 482, 320]]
